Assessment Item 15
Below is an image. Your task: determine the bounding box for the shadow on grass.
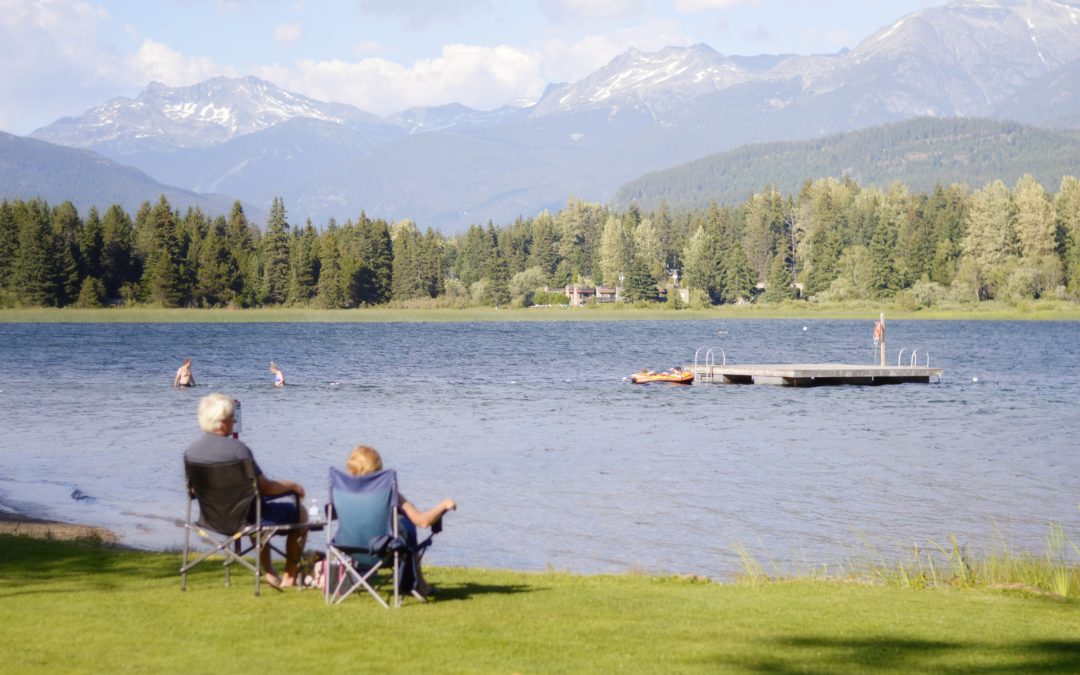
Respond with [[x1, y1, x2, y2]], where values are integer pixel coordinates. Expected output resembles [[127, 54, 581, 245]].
[[431, 581, 541, 602], [0, 535, 175, 594], [701, 636, 1080, 673]]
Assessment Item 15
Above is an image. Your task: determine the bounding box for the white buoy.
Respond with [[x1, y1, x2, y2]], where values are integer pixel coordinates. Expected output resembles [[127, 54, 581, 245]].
[[802, 326, 808, 331], [972, 377, 978, 383]]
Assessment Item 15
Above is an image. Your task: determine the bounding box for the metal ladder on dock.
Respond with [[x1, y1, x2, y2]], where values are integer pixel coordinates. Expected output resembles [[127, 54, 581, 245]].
[[693, 346, 726, 383]]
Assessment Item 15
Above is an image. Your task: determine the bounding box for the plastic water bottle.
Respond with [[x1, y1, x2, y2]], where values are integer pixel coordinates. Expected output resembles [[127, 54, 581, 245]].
[[308, 498, 320, 521]]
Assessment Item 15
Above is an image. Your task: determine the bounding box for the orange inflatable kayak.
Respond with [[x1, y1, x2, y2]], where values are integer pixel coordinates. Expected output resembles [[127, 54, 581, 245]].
[[630, 371, 694, 384]]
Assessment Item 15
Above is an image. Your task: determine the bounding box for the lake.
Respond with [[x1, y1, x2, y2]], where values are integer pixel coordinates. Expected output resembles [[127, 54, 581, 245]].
[[0, 319, 1077, 579]]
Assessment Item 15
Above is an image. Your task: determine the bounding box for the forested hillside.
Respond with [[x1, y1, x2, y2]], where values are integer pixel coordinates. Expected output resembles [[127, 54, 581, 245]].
[[0, 132, 245, 220], [614, 119, 1080, 212], [2, 172, 1079, 310]]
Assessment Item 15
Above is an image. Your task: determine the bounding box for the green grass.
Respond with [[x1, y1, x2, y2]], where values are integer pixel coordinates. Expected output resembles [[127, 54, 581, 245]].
[[1, 536, 1078, 673], [1, 299, 1078, 323]]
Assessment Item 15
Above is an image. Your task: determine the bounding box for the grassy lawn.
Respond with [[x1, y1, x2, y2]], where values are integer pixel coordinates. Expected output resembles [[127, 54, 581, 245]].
[[1, 300, 1079, 323], [1, 536, 1077, 673]]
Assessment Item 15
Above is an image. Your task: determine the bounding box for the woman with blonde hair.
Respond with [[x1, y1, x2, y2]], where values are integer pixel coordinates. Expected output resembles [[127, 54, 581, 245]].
[[345, 444, 456, 596]]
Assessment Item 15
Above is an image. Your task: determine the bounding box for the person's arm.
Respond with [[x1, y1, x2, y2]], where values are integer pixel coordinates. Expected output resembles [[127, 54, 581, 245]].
[[400, 496, 456, 529], [173, 369, 180, 386], [257, 474, 305, 500]]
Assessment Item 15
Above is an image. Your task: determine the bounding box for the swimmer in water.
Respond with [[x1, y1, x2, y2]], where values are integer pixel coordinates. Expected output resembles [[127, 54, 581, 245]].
[[270, 361, 285, 387], [174, 358, 195, 387]]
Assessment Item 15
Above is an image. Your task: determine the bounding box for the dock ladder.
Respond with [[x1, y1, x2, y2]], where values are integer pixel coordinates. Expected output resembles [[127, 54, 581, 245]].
[[693, 346, 727, 383]]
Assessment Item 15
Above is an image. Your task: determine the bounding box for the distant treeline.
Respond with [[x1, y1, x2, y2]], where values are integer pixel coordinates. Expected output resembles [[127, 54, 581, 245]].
[[2, 173, 1079, 310]]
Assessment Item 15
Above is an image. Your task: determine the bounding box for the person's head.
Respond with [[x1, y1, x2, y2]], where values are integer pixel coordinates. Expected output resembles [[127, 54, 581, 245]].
[[198, 393, 236, 435], [183, 358, 192, 367], [346, 445, 383, 476]]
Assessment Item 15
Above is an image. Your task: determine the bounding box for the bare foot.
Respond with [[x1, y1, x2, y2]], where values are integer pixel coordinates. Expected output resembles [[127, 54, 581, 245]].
[[263, 572, 282, 589], [279, 573, 296, 588]]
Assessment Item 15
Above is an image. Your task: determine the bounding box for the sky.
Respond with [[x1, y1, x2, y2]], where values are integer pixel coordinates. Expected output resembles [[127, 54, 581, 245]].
[[0, 0, 938, 135]]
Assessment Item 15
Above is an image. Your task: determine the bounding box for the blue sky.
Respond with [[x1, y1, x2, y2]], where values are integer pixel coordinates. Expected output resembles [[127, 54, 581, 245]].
[[0, 0, 936, 135]]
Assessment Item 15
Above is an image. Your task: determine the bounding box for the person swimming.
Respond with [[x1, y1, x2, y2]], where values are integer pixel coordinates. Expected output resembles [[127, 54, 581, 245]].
[[173, 358, 195, 387], [269, 361, 285, 387]]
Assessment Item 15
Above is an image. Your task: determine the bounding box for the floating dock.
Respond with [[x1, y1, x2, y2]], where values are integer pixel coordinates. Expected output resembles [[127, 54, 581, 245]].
[[687, 364, 943, 387]]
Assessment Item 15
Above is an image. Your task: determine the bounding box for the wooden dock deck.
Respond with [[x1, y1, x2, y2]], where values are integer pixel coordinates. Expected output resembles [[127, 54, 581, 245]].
[[687, 364, 943, 387]]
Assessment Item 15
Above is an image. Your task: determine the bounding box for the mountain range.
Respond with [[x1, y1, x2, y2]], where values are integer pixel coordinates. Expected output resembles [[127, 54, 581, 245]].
[[18, 0, 1080, 232]]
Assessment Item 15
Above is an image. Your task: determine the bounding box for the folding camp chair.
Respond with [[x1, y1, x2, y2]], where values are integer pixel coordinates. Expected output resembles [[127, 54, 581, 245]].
[[324, 467, 441, 608], [179, 458, 304, 596]]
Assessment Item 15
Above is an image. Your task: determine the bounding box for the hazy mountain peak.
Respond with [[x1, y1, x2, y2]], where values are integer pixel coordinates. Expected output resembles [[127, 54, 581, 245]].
[[531, 42, 746, 117], [30, 76, 373, 153]]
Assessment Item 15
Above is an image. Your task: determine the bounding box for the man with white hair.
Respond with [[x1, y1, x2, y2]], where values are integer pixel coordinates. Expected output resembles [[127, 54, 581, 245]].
[[184, 392, 308, 588]]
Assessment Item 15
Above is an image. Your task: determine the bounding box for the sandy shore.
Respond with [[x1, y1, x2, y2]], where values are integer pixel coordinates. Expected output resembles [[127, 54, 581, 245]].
[[0, 510, 119, 544]]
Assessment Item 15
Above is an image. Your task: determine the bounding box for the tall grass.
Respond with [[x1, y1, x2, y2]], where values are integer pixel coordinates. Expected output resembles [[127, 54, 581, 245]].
[[736, 522, 1080, 598]]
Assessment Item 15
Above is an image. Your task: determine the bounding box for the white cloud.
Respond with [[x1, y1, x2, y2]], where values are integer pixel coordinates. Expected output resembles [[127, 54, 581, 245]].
[[0, 0, 119, 132], [261, 44, 544, 115], [673, 0, 756, 11], [537, 19, 691, 82], [128, 38, 233, 86], [273, 22, 302, 45], [537, 0, 646, 23]]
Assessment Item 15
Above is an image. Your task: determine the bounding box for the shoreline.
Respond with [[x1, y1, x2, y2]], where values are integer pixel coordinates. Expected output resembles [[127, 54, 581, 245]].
[[0, 509, 119, 544], [1, 302, 1079, 323]]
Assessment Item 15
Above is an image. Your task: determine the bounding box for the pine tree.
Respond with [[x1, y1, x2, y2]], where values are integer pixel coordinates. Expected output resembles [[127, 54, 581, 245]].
[[482, 247, 511, 306], [196, 217, 239, 306], [144, 196, 187, 307], [0, 200, 18, 292], [286, 220, 319, 305], [101, 204, 135, 299], [260, 197, 291, 305], [50, 201, 82, 304], [11, 200, 55, 305], [868, 213, 900, 298], [763, 253, 796, 302], [79, 206, 104, 282], [316, 224, 347, 308], [622, 256, 657, 302]]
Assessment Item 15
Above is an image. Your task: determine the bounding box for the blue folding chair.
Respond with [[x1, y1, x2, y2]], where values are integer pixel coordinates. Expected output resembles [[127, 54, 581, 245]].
[[324, 467, 409, 607]]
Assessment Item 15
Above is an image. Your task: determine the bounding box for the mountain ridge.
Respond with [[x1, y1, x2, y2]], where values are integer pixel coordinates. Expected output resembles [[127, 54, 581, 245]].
[[18, 0, 1080, 231]]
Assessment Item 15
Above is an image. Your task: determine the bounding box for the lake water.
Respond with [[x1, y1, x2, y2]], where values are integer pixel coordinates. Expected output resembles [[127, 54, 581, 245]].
[[1, 319, 1077, 579]]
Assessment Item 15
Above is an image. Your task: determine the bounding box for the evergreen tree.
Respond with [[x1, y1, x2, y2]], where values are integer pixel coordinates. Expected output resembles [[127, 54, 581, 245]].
[[0, 200, 18, 292], [50, 201, 82, 304], [868, 211, 901, 298], [1057, 175, 1080, 296], [530, 210, 560, 282], [482, 247, 511, 306], [763, 253, 796, 302], [286, 220, 320, 305], [353, 213, 393, 304], [720, 240, 755, 303], [196, 217, 240, 306], [622, 256, 658, 302], [316, 224, 347, 308], [100, 204, 135, 299], [11, 200, 56, 305], [144, 196, 187, 306], [75, 276, 106, 307], [260, 197, 291, 304], [79, 206, 104, 282]]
